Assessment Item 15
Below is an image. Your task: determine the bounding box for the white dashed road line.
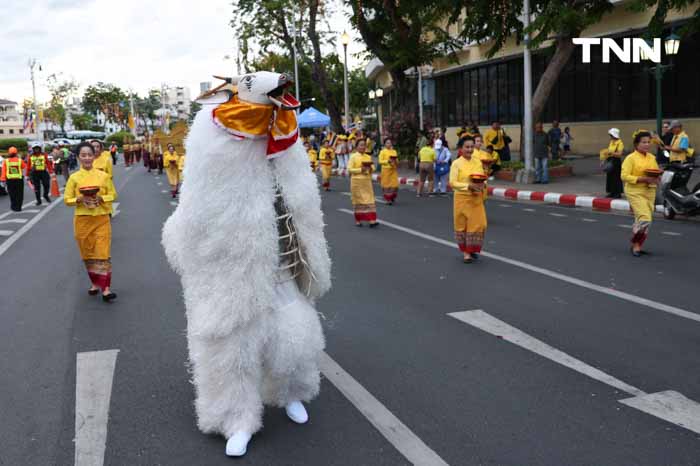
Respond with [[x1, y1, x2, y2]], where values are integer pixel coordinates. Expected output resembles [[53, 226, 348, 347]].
[[498, 204, 512, 208], [0, 230, 14, 237], [549, 213, 567, 217], [523, 208, 536, 212], [582, 218, 598, 223], [662, 231, 682, 236], [617, 224, 632, 229], [0, 218, 28, 225], [337, 209, 700, 324]]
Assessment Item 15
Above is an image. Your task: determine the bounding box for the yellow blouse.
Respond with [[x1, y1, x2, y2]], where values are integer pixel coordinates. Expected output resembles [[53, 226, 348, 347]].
[[93, 151, 113, 179], [483, 128, 505, 150], [449, 155, 486, 196], [348, 152, 374, 180], [178, 155, 185, 171], [319, 148, 335, 165], [64, 168, 117, 216], [621, 150, 660, 193], [308, 149, 318, 164], [163, 150, 180, 168], [378, 149, 398, 168], [601, 139, 624, 160]]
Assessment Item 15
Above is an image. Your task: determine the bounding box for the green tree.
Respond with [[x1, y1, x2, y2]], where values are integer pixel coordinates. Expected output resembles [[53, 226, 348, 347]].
[[347, 0, 461, 110], [45, 74, 79, 133], [629, 0, 699, 35], [71, 112, 95, 131], [82, 83, 128, 129], [134, 89, 162, 132], [231, 0, 345, 130], [189, 101, 202, 123]]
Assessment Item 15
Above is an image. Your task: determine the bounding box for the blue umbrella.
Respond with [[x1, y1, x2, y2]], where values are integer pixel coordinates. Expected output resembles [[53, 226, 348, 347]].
[[298, 107, 331, 128]]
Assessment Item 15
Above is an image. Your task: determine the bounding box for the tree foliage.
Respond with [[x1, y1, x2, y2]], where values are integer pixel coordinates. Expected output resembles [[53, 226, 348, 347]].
[[628, 0, 700, 36], [45, 74, 79, 132], [82, 82, 128, 127], [70, 112, 96, 131]]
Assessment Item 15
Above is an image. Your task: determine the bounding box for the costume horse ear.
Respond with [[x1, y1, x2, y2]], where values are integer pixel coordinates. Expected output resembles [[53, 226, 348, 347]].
[[196, 75, 240, 104]]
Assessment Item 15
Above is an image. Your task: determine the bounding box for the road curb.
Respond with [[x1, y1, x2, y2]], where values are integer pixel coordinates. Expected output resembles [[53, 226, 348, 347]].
[[329, 169, 665, 214]]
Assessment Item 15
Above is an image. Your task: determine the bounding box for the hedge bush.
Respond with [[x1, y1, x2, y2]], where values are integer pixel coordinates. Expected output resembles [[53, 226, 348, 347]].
[[105, 131, 134, 147], [0, 138, 29, 152]]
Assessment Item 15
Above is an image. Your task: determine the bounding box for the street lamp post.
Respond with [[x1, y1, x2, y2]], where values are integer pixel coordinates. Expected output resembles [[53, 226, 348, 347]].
[[341, 31, 350, 131], [28, 58, 43, 143], [642, 34, 681, 135], [368, 88, 383, 147]]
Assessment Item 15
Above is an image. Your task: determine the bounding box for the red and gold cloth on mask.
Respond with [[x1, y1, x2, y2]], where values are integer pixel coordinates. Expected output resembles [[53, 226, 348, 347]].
[[212, 95, 299, 158]]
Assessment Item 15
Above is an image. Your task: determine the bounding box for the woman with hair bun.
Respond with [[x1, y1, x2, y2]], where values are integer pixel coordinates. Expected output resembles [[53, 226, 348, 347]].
[[621, 130, 661, 256]]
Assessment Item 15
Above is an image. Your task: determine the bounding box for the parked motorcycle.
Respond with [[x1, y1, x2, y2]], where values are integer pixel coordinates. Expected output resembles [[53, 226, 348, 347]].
[[659, 161, 700, 219]]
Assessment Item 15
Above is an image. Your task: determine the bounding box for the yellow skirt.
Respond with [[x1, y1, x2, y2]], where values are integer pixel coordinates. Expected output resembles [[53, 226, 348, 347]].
[[625, 187, 655, 224], [165, 165, 180, 186], [321, 164, 333, 187], [381, 166, 399, 202], [453, 194, 487, 253], [351, 176, 376, 222], [74, 214, 111, 260]]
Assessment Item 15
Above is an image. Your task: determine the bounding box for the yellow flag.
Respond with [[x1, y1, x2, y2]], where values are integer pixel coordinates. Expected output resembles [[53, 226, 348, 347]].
[[38, 109, 44, 121], [128, 113, 135, 129]]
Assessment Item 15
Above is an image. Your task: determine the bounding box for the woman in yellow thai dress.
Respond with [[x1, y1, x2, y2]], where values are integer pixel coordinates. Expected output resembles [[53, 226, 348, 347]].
[[163, 143, 181, 198], [64, 142, 118, 301], [348, 139, 379, 227], [378, 138, 399, 204], [600, 128, 625, 198], [305, 141, 318, 172], [177, 152, 185, 183], [449, 135, 487, 263], [318, 139, 335, 191], [621, 131, 661, 257]]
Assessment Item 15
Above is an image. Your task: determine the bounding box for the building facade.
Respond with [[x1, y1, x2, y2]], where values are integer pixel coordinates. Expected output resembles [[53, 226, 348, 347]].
[[0, 99, 33, 139], [366, 3, 698, 154]]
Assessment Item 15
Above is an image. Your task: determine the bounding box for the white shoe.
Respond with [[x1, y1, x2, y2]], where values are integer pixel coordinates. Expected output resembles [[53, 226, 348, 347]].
[[225, 431, 252, 457], [285, 400, 309, 424]]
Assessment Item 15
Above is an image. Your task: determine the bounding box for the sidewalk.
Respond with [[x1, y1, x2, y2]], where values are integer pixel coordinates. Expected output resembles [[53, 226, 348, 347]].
[[331, 154, 700, 214]]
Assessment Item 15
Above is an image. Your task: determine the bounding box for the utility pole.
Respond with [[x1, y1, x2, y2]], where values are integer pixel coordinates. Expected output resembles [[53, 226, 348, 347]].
[[522, 0, 534, 178], [417, 66, 424, 131], [29, 58, 43, 143], [341, 31, 350, 131], [290, 7, 300, 105]]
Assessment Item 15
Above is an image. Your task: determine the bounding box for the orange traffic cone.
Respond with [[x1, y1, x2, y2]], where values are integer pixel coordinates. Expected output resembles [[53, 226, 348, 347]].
[[50, 173, 60, 197]]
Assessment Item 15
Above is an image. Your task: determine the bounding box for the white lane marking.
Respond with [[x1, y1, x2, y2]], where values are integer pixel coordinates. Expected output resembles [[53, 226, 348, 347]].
[[0, 219, 28, 225], [320, 352, 449, 466], [157, 182, 163, 186], [75, 349, 119, 466], [21, 201, 36, 209], [19, 209, 41, 213], [582, 218, 598, 223], [617, 224, 632, 229], [125, 166, 132, 170], [169, 201, 178, 206], [450, 310, 700, 435], [619, 391, 700, 435], [522, 208, 536, 212], [341, 192, 388, 205], [112, 202, 121, 219], [0, 230, 14, 236], [549, 213, 567, 217], [337, 209, 700, 323], [498, 204, 512, 208], [662, 231, 682, 236], [448, 310, 644, 396], [0, 200, 62, 258], [161, 190, 168, 193]]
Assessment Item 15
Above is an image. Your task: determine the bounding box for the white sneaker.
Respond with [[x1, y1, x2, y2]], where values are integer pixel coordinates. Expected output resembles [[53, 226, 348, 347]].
[[225, 431, 252, 457], [285, 400, 309, 424]]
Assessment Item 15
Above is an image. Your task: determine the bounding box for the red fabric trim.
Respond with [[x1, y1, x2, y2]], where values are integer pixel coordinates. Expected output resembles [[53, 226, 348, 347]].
[[383, 192, 397, 202], [464, 245, 482, 253], [457, 243, 468, 253], [486, 187, 494, 195], [631, 231, 648, 245], [354, 212, 377, 222], [266, 130, 298, 156], [88, 271, 111, 289]]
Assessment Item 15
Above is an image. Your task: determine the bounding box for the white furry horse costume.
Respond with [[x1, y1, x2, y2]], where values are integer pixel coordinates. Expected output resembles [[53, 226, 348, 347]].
[[162, 71, 331, 455]]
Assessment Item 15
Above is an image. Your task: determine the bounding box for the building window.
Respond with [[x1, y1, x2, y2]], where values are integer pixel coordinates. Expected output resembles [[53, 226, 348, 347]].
[[0, 129, 4, 134], [9, 129, 14, 134], [19, 129, 24, 134]]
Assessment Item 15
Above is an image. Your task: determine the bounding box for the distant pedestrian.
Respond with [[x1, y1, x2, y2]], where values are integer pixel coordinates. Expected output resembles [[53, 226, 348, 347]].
[[415, 130, 428, 174], [548, 120, 562, 160], [655, 121, 673, 165], [26, 143, 53, 205], [378, 138, 399, 204], [622, 131, 660, 257], [484, 121, 510, 162], [433, 139, 451, 195], [335, 134, 349, 170], [600, 128, 624, 198], [163, 143, 181, 198], [440, 126, 449, 149], [318, 139, 335, 191], [153, 137, 163, 174], [416, 139, 436, 197], [1, 146, 26, 211], [533, 122, 550, 184], [64, 141, 118, 301], [348, 139, 378, 227], [109, 142, 118, 165], [663, 120, 693, 164], [53, 145, 70, 185], [562, 127, 573, 157]]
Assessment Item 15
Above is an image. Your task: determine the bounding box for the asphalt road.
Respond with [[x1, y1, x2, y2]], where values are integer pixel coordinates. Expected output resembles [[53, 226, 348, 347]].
[[1, 162, 699, 466]]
